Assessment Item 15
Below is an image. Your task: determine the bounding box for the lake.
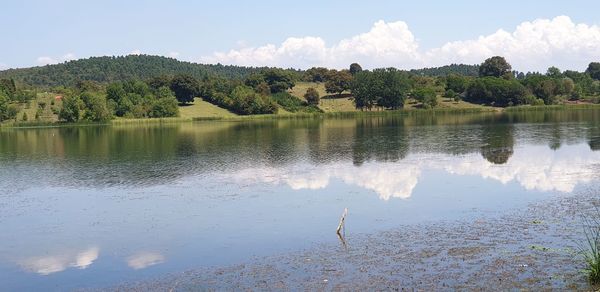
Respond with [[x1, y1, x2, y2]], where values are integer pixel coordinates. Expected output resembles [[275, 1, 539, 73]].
[[1, 109, 600, 290]]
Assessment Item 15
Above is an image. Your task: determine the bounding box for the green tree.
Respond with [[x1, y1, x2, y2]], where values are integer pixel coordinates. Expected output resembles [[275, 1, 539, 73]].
[[13, 90, 36, 103], [106, 82, 127, 103], [325, 69, 353, 97], [147, 75, 172, 91], [445, 74, 470, 93], [82, 94, 111, 122], [230, 86, 277, 115], [349, 63, 363, 75], [303, 67, 329, 82], [479, 56, 512, 78], [413, 88, 438, 108], [444, 89, 458, 101], [6, 105, 18, 121], [0, 92, 9, 121], [586, 62, 600, 80], [59, 95, 83, 122], [150, 87, 179, 118], [0, 79, 16, 98], [21, 112, 28, 121], [351, 68, 412, 110], [170, 74, 199, 104], [546, 66, 562, 78], [351, 71, 377, 110], [261, 69, 296, 93], [304, 87, 320, 106], [75, 80, 101, 93], [466, 77, 527, 106]]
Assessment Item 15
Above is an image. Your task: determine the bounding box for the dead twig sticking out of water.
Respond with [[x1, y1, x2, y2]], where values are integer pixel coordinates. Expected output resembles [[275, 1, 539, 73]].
[[336, 208, 348, 235], [337, 229, 348, 250]]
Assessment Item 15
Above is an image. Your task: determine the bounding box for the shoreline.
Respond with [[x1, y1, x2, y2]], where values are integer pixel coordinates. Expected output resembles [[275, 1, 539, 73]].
[[3, 104, 600, 129]]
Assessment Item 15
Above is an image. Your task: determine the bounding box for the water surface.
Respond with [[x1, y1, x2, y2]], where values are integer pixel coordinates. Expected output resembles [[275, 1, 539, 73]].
[[1, 110, 600, 290]]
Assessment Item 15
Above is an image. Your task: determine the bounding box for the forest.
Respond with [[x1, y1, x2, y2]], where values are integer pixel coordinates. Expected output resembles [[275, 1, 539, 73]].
[[1, 55, 599, 123]]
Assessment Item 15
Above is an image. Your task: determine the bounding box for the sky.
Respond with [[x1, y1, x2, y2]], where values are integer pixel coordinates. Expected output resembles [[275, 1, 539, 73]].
[[1, 0, 600, 72]]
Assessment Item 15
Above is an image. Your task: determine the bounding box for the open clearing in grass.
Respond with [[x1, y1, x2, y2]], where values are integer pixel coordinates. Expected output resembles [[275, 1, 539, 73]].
[[290, 82, 357, 113], [290, 82, 488, 113], [179, 98, 238, 119], [289, 82, 328, 99]]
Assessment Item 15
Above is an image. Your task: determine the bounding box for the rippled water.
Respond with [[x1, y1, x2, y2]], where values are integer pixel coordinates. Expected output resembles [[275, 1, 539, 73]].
[[1, 110, 600, 290]]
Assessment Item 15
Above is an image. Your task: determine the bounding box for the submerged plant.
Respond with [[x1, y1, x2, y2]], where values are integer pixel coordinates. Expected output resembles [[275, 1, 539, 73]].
[[580, 210, 600, 284]]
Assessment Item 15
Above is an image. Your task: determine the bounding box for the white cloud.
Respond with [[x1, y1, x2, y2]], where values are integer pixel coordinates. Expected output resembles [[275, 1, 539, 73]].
[[0, 63, 7, 70], [36, 53, 77, 66], [18, 247, 99, 275], [129, 49, 142, 55], [36, 56, 58, 66], [61, 53, 76, 62], [201, 16, 600, 72], [168, 51, 180, 58]]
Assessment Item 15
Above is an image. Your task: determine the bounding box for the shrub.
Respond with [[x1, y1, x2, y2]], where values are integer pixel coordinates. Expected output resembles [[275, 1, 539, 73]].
[[465, 77, 527, 107], [581, 212, 600, 284], [304, 88, 320, 106], [58, 95, 83, 122], [413, 88, 438, 109], [230, 86, 277, 115], [272, 92, 305, 112], [150, 96, 179, 118], [82, 94, 111, 122]]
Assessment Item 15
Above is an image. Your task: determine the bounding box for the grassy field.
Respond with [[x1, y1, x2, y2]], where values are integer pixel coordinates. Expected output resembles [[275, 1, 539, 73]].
[[289, 82, 357, 113], [289, 82, 490, 112], [8, 92, 63, 123], [289, 82, 328, 99], [179, 98, 238, 119]]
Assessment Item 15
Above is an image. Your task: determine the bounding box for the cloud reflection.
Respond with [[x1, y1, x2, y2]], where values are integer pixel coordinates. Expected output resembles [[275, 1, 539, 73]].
[[127, 252, 165, 270], [18, 247, 99, 275], [231, 144, 600, 200]]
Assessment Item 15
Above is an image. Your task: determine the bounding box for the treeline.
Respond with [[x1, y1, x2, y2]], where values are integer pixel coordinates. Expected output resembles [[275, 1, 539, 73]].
[[410, 64, 480, 77], [0, 55, 298, 87], [3, 54, 600, 123], [54, 78, 181, 122], [346, 57, 600, 110], [201, 68, 320, 114], [0, 79, 37, 121], [0, 68, 324, 122]]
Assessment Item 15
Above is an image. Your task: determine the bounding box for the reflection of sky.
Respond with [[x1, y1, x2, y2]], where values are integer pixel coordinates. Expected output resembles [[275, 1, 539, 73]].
[[16, 248, 165, 275], [127, 252, 165, 270], [18, 247, 99, 275], [231, 144, 600, 200], [3, 142, 600, 290]]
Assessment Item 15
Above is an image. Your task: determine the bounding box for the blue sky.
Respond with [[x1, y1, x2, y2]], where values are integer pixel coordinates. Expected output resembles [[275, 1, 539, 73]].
[[1, 0, 600, 71]]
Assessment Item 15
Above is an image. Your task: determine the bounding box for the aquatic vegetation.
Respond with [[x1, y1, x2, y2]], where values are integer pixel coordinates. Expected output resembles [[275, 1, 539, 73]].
[[580, 211, 600, 284]]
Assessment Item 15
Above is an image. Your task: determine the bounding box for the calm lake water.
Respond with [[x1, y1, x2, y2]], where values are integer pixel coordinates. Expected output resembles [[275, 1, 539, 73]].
[[1, 110, 600, 290]]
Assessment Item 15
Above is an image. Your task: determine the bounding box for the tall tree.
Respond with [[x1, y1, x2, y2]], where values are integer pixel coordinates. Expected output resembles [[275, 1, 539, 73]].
[[170, 74, 199, 104], [303, 67, 329, 82], [325, 70, 353, 97], [546, 66, 562, 78], [479, 56, 512, 78], [59, 95, 83, 122], [349, 63, 363, 75], [261, 69, 296, 93], [586, 62, 600, 80]]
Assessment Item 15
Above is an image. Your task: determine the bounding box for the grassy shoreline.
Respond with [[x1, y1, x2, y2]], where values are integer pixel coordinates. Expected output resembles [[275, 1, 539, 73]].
[[2, 103, 600, 129]]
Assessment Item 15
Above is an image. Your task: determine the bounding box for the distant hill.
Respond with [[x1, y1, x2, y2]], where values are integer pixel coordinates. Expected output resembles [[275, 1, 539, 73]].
[[0, 55, 480, 88], [410, 64, 479, 77], [0, 55, 278, 87]]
